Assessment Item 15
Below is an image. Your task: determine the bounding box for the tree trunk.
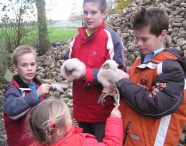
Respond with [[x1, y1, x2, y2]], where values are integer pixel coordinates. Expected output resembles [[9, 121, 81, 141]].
[[36, 0, 50, 55]]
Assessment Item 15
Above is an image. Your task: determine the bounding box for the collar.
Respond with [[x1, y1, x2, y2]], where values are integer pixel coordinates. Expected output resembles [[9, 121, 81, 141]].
[[12, 75, 42, 88], [54, 126, 82, 145], [153, 48, 164, 55], [85, 28, 91, 36], [78, 21, 106, 40], [143, 48, 164, 63]]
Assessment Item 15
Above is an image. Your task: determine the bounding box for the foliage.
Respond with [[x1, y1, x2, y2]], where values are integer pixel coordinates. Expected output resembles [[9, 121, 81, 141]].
[[0, 26, 78, 45], [0, 26, 77, 44], [107, 0, 117, 15], [0, 0, 37, 53], [114, 0, 134, 12]]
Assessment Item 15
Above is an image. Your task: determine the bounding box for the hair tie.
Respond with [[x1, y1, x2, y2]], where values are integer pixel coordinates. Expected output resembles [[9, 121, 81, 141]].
[[49, 116, 56, 128]]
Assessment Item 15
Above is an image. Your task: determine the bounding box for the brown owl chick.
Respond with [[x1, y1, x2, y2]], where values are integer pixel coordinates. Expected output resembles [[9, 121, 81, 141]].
[[61, 58, 86, 81], [97, 60, 120, 105]]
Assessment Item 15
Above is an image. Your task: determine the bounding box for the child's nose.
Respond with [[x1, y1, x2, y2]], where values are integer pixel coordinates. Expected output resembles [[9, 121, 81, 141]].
[[137, 40, 142, 46], [28, 65, 32, 70], [87, 13, 91, 18]]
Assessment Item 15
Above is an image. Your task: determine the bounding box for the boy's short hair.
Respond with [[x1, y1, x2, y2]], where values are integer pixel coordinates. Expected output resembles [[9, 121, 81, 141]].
[[131, 7, 169, 37], [11, 45, 37, 65], [83, 0, 107, 12]]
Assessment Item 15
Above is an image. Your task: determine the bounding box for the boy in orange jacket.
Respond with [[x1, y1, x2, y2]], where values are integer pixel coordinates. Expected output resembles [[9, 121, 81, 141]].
[[103, 7, 186, 146]]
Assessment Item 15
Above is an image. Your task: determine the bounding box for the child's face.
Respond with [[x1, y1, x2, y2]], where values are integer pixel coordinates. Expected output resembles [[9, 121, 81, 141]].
[[83, 2, 107, 33], [134, 27, 166, 55], [13, 53, 37, 83]]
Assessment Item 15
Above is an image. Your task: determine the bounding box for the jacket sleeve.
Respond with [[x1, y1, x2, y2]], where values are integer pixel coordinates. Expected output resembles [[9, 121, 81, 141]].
[[116, 60, 185, 118], [102, 117, 123, 146], [106, 27, 126, 71], [83, 117, 123, 146], [63, 36, 76, 60], [112, 38, 126, 72], [4, 86, 39, 120]]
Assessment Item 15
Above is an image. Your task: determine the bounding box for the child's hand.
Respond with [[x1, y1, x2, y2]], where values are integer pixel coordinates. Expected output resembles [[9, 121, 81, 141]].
[[118, 69, 129, 80], [102, 87, 116, 96], [110, 104, 121, 118], [36, 84, 50, 97]]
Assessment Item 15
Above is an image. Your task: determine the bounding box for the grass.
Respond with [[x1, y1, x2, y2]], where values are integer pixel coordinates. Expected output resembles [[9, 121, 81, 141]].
[[47, 26, 78, 42], [0, 25, 78, 45]]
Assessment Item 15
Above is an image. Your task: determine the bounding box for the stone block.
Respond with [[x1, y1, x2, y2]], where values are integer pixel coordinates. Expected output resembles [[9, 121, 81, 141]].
[[3, 68, 13, 84]]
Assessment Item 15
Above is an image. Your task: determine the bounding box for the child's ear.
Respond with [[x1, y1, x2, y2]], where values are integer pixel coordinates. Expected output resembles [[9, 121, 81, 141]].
[[104, 10, 108, 15], [160, 30, 167, 40], [102, 10, 107, 19], [56, 127, 65, 137], [12, 64, 18, 72]]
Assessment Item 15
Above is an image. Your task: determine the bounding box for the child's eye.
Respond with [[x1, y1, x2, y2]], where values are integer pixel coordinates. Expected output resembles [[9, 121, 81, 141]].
[[91, 11, 97, 15], [31, 63, 36, 66], [83, 11, 88, 15], [142, 39, 148, 42]]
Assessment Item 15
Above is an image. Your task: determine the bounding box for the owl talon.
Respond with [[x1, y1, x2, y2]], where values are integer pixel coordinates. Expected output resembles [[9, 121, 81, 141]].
[[98, 93, 109, 104]]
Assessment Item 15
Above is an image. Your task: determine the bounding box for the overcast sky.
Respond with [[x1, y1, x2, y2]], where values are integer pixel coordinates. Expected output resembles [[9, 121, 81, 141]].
[[0, 0, 83, 21], [45, 0, 83, 20]]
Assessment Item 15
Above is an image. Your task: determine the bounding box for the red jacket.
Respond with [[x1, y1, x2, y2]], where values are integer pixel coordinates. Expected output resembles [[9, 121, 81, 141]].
[[64, 21, 126, 122], [118, 49, 186, 146], [29, 117, 123, 146], [3, 75, 46, 146]]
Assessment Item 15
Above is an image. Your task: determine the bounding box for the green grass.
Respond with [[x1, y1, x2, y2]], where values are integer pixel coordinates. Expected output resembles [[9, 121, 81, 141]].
[[47, 26, 78, 42], [0, 25, 78, 45]]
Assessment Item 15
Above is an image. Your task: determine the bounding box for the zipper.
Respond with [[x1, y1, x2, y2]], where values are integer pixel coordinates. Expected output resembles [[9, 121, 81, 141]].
[[123, 120, 132, 145]]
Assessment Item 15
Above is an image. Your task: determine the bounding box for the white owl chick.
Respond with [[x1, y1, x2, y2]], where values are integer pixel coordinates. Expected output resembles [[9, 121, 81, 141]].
[[97, 60, 120, 105], [61, 58, 86, 81]]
